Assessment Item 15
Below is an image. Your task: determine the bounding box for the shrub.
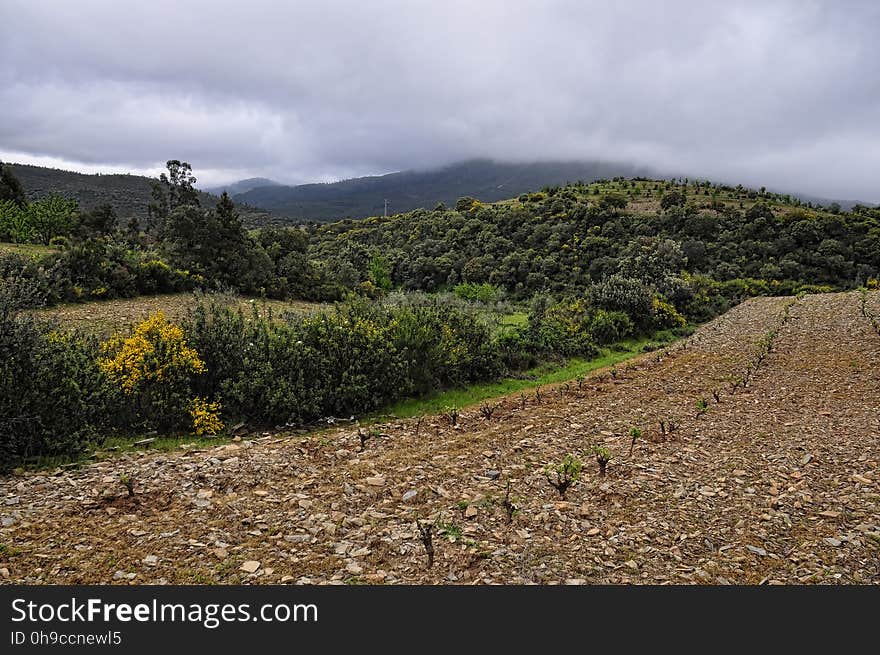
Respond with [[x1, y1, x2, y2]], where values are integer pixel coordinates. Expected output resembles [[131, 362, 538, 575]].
[[589, 309, 634, 345], [598, 192, 628, 212], [660, 190, 687, 210], [526, 297, 597, 358], [495, 329, 537, 372], [650, 297, 687, 330], [453, 282, 500, 303], [0, 297, 111, 469], [455, 197, 480, 213], [190, 397, 224, 435], [99, 311, 205, 432], [136, 259, 182, 294], [589, 274, 654, 327], [185, 299, 504, 427]]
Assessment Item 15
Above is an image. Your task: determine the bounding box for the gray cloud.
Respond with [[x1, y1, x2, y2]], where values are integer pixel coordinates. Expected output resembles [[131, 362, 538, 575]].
[[1, 0, 878, 200]]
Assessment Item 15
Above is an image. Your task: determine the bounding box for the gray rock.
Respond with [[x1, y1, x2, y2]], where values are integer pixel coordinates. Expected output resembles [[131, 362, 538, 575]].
[[284, 534, 311, 543]]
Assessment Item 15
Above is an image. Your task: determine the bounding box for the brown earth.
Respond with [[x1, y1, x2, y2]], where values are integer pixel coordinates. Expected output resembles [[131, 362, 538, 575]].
[[30, 293, 324, 336], [1, 291, 878, 585]]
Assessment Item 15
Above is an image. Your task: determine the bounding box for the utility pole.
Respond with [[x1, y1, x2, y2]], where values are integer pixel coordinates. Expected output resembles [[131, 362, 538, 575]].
[[384, 199, 388, 217]]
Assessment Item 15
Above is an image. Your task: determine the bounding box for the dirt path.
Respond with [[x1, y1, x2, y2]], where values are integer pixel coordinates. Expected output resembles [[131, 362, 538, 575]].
[[1, 292, 878, 585]]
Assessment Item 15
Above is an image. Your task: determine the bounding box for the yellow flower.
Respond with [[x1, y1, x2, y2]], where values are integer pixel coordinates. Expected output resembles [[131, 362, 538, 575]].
[[190, 397, 224, 436], [99, 311, 205, 393]]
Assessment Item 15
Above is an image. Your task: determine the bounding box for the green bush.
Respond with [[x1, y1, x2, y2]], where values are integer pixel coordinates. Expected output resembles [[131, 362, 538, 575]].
[[0, 298, 112, 470], [186, 299, 504, 426], [527, 297, 597, 358], [589, 274, 654, 327], [453, 282, 500, 303], [589, 309, 634, 345]]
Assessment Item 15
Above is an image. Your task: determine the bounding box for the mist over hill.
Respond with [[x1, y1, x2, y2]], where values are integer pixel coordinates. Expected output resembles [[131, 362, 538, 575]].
[[232, 159, 662, 221], [231, 159, 872, 222], [204, 177, 281, 196], [7, 160, 870, 231]]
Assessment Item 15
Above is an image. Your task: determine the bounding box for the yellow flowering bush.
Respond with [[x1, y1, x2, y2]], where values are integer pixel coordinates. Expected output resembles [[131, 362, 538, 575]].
[[99, 311, 205, 393], [99, 311, 208, 431], [651, 297, 687, 329], [190, 397, 224, 435]]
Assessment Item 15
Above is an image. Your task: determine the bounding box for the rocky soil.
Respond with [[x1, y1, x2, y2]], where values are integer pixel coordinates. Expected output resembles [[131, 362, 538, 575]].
[[2, 291, 878, 585]]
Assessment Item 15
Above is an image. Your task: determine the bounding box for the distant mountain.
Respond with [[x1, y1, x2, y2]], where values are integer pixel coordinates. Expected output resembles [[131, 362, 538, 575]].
[[7, 164, 283, 227], [204, 177, 281, 196], [233, 159, 662, 221]]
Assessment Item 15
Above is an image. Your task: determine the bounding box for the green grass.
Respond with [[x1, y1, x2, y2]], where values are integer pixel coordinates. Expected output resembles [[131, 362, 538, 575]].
[[375, 331, 680, 420], [496, 311, 528, 330], [0, 242, 57, 258]]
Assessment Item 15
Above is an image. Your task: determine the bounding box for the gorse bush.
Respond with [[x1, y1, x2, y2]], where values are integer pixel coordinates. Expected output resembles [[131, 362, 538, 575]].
[[650, 297, 687, 330], [99, 311, 206, 432], [190, 397, 224, 435], [526, 296, 597, 358]]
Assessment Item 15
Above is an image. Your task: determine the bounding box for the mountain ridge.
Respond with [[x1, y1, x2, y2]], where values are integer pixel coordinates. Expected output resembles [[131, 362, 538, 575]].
[[204, 177, 281, 196], [232, 158, 873, 222], [232, 159, 662, 221], [6, 163, 282, 227]]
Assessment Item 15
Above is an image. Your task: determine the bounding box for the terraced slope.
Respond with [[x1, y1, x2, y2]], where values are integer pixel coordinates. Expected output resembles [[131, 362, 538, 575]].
[[1, 292, 878, 584]]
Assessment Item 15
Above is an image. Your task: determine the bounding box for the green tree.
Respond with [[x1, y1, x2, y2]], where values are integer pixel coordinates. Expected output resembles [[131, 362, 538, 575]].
[[0, 162, 27, 208], [79, 204, 118, 238], [27, 195, 79, 244], [369, 252, 393, 291], [660, 190, 686, 210], [0, 200, 33, 242], [598, 192, 628, 213], [149, 160, 200, 234]]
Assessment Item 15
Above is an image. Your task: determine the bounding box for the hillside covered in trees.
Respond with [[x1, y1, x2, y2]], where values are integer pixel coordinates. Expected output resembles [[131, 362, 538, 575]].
[[309, 178, 880, 301], [7, 163, 282, 228], [233, 159, 661, 221]]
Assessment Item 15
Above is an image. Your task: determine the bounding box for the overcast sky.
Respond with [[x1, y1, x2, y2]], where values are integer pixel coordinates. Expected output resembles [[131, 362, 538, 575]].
[[1, 0, 878, 200]]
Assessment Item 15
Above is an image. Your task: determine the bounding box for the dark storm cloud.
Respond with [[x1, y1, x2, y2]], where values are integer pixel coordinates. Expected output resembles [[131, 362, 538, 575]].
[[1, 0, 878, 200]]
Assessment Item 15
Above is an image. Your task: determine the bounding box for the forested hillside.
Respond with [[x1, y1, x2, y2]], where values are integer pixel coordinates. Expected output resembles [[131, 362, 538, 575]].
[[205, 177, 281, 196], [8, 163, 281, 227], [309, 178, 880, 299], [233, 159, 660, 221]]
